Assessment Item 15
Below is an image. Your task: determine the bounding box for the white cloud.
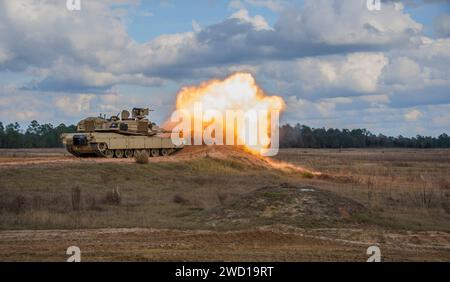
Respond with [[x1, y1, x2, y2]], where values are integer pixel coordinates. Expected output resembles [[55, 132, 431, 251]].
[[243, 0, 286, 12], [55, 94, 96, 116], [336, 53, 388, 93], [323, 97, 353, 104], [404, 109, 423, 121], [229, 0, 245, 10], [383, 57, 422, 85], [316, 101, 336, 117], [360, 94, 390, 104], [275, 0, 422, 46], [379, 37, 450, 95], [0, 0, 425, 92], [258, 52, 388, 96], [230, 9, 273, 31], [0, 47, 11, 64], [432, 112, 450, 128]]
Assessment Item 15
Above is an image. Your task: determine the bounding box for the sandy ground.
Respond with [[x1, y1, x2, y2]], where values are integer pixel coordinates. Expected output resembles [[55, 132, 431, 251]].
[[0, 148, 195, 166], [0, 146, 248, 167], [0, 147, 215, 165], [0, 226, 448, 262]]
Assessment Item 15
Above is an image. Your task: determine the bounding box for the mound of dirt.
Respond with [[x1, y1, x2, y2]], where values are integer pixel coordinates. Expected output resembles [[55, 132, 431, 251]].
[[0, 146, 319, 178], [208, 183, 366, 228], [170, 145, 317, 174]]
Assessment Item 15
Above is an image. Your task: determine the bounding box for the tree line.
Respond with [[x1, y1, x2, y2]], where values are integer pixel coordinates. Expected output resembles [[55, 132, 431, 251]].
[[0, 120, 449, 148], [279, 124, 450, 149], [0, 121, 76, 148]]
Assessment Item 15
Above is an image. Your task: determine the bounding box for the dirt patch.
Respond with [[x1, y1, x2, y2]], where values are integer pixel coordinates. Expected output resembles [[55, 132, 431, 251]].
[[208, 184, 365, 228], [0, 227, 448, 261]]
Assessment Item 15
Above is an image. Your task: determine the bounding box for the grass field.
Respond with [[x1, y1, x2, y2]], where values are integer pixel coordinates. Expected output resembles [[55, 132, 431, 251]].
[[274, 148, 450, 232], [0, 147, 449, 261]]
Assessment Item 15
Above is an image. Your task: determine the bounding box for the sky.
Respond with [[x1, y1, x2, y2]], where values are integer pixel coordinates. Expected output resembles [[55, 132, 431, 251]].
[[0, 0, 449, 137]]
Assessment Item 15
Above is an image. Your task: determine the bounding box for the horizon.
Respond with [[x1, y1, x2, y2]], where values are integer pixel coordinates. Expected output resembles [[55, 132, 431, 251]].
[[1, 117, 449, 139]]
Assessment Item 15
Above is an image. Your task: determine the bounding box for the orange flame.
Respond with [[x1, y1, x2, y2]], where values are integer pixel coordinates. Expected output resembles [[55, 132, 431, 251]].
[[170, 73, 285, 154]]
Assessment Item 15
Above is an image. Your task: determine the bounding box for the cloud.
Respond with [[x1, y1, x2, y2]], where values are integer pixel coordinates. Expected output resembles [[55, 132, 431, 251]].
[[257, 52, 388, 98], [228, 0, 246, 10], [256, 35, 450, 110], [360, 94, 391, 106], [431, 111, 450, 128], [244, 0, 286, 11], [404, 109, 423, 121], [192, 19, 202, 33], [0, 83, 170, 125], [0, 0, 427, 92], [275, 0, 421, 46], [229, 0, 287, 12], [378, 38, 450, 106], [434, 13, 450, 38], [382, 56, 422, 86], [282, 95, 450, 136], [0, 85, 53, 122], [230, 9, 273, 31], [55, 94, 96, 116]]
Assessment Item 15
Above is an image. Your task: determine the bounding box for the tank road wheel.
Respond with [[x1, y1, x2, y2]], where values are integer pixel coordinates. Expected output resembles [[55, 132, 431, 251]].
[[124, 149, 134, 158], [160, 148, 169, 157], [96, 143, 108, 157], [104, 149, 114, 158], [114, 149, 124, 158], [97, 142, 107, 152], [133, 149, 144, 157], [150, 149, 160, 157]]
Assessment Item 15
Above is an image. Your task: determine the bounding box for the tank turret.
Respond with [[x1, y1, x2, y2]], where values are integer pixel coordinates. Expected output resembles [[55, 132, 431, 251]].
[[76, 108, 165, 136]]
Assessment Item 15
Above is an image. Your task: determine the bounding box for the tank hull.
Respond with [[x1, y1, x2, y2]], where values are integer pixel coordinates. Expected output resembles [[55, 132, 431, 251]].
[[62, 132, 183, 158]]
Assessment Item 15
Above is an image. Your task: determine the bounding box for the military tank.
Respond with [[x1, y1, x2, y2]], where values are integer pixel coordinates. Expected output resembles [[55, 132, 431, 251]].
[[61, 108, 183, 158]]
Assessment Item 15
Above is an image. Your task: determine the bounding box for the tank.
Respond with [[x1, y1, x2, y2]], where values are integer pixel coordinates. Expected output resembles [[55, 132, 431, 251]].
[[61, 108, 183, 158]]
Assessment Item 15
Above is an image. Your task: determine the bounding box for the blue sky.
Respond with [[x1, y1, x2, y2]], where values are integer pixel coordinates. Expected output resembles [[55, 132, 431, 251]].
[[0, 0, 449, 137], [127, 1, 258, 41]]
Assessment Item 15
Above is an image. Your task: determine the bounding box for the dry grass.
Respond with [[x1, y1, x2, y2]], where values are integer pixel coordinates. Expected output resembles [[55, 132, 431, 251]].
[[104, 187, 121, 205], [0, 155, 283, 230], [134, 150, 149, 164], [273, 148, 450, 231], [0, 147, 449, 233], [172, 194, 190, 205]]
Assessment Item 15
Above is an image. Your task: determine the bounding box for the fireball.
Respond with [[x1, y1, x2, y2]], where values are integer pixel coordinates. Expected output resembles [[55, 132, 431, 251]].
[[169, 73, 285, 154]]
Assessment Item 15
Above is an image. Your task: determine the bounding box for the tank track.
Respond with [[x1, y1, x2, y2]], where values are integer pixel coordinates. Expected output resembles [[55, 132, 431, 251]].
[[66, 145, 180, 158]]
